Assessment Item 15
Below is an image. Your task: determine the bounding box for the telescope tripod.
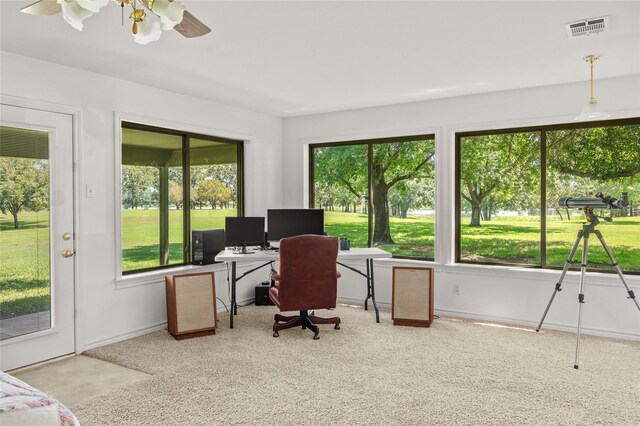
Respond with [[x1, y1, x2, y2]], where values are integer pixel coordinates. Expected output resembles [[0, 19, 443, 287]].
[[536, 210, 640, 369]]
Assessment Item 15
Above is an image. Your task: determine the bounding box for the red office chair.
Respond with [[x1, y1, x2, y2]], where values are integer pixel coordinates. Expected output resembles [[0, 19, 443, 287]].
[[269, 235, 342, 339]]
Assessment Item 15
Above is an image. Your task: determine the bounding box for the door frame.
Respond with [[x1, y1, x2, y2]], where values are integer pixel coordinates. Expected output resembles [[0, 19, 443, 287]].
[[1, 94, 82, 358]]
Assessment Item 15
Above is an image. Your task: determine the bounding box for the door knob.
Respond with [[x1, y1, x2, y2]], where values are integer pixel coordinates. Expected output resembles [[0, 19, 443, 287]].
[[62, 249, 75, 258], [63, 232, 72, 241]]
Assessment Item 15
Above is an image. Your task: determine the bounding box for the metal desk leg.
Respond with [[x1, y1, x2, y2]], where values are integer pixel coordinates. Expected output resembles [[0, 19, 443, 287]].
[[364, 259, 371, 310], [369, 258, 380, 323], [230, 261, 237, 329]]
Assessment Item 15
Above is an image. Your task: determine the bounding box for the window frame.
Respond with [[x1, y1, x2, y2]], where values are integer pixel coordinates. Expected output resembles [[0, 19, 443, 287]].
[[454, 117, 640, 274], [309, 134, 436, 261], [120, 121, 244, 275]]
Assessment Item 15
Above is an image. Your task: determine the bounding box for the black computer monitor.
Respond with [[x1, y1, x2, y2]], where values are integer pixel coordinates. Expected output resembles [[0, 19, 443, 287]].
[[224, 216, 265, 254], [267, 209, 324, 242]]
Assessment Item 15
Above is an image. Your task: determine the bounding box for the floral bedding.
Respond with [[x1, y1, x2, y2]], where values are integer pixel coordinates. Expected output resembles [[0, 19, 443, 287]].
[[0, 371, 80, 426]]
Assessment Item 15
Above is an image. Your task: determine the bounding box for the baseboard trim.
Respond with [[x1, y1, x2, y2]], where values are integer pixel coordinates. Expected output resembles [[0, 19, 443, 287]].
[[82, 297, 254, 351], [337, 296, 639, 341], [434, 308, 640, 341], [82, 322, 168, 351], [337, 296, 391, 310]]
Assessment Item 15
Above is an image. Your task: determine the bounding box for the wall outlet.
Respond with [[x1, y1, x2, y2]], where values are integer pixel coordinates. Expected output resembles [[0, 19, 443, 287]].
[[453, 284, 461, 295]]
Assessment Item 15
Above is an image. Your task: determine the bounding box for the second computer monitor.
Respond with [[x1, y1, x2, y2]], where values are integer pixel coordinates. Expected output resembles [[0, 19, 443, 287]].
[[267, 209, 324, 242], [225, 216, 265, 254]]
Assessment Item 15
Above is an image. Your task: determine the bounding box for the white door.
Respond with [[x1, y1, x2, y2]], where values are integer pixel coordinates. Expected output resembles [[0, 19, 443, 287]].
[[0, 104, 75, 371]]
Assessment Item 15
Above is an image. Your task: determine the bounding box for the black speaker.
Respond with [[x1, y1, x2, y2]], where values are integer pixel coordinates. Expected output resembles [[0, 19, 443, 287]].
[[192, 229, 225, 265], [255, 283, 274, 306]]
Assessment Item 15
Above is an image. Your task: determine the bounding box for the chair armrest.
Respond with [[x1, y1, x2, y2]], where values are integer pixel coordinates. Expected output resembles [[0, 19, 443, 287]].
[[272, 274, 281, 282], [336, 271, 342, 279]]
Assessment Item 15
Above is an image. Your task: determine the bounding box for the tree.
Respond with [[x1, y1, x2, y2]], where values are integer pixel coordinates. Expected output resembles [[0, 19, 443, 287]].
[[334, 185, 357, 212], [0, 157, 49, 229], [313, 145, 368, 205], [371, 142, 435, 243], [547, 126, 640, 180], [169, 181, 183, 209], [546, 125, 640, 218], [121, 166, 157, 209], [388, 178, 435, 218], [194, 179, 231, 209], [206, 164, 237, 209], [313, 141, 434, 244], [313, 180, 334, 211], [460, 132, 539, 226]]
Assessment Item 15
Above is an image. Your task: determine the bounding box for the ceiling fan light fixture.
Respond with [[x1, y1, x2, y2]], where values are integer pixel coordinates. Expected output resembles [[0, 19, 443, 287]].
[[150, 0, 185, 30], [132, 11, 162, 44], [22, 0, 210, 41]]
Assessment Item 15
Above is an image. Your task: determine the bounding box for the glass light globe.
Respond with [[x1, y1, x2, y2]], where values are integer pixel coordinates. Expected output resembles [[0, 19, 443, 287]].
[[58, 0, 93, 30], [151, 0, 185, 30], [74, 0, 109, 13], [133, 14, 162, 45], [575, 101, 611, 121], [57, 0, 109, 31]]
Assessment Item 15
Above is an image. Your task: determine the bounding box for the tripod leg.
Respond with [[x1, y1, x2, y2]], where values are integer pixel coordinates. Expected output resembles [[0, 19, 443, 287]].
[[594, 230, 640, 313], [537, 230, 583, 332], [574, 231, 590, 370]]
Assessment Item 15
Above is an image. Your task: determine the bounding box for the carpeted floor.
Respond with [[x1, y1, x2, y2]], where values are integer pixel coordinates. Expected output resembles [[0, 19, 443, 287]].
[[77, 304, 640, 425]]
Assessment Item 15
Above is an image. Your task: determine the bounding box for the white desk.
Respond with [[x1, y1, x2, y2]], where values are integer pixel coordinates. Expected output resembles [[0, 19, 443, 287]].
[[216, 247, 392, 328]]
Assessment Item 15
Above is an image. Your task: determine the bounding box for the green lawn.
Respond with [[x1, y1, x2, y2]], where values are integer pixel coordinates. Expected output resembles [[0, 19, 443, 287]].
[[122, 208, 235, 271], [460, 215, 640, 272], [2, 209, 638, 318], [324, 211, 435, 258], [0, 211, 51, 319]]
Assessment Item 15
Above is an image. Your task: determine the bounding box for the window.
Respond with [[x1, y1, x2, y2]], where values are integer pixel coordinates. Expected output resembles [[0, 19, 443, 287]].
[[456, 118, 640, 274], [310, 135, 436, 259], [121, 122, 243, 274]]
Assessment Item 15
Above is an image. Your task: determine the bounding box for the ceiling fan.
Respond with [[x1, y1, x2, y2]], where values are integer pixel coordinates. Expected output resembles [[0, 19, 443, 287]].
[[21, 0, 210, 44]]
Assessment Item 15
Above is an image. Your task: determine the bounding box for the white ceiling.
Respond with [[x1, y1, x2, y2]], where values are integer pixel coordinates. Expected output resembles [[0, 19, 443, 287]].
[[1, 1, 639, 117]]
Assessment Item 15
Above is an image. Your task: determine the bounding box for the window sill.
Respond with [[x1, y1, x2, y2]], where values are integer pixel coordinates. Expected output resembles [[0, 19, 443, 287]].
[[442, 262, 640, 288], [115, 263, 231, 289], [340, 257, 443, 272]]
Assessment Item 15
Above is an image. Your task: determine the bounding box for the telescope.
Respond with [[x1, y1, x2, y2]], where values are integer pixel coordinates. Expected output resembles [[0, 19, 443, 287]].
[[558, 192, 627, 210]]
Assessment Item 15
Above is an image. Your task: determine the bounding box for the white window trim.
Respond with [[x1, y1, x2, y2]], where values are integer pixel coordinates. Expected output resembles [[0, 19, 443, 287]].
[[113, 111, 253, 285]]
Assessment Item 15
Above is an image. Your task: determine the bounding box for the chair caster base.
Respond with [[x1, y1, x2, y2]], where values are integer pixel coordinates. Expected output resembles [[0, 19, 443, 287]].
[[334, 324, 340, 330], [313, 332, 320, 340], [273, 331, 279, 338]]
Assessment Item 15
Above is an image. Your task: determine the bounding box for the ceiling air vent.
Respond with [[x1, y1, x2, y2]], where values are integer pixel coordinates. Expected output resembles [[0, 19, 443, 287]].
[[566, 16, 609, 38]]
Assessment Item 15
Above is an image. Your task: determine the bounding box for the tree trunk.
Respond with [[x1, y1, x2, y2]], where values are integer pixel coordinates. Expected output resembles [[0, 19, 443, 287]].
[[400, 208, 408, 219], [372, 182, 394, 244], [469, 202, 481, 227], [553, 206, 563, 220], [565, 209, 571, 221], [12, 211, 19, 229]]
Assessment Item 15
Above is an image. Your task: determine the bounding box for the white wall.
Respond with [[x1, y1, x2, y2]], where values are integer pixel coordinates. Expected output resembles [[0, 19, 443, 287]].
[[2, 50, 638, 352], [1, 52, 284, 351], [284, 75, 640, 340]]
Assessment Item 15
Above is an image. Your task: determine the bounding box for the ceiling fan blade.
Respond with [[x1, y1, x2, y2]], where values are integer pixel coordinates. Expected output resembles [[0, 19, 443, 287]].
[[21, 0, 62, 16], [174, 10, 211, 38]]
